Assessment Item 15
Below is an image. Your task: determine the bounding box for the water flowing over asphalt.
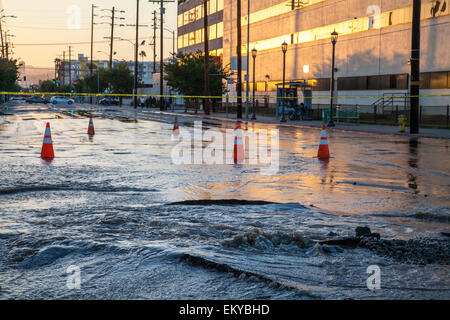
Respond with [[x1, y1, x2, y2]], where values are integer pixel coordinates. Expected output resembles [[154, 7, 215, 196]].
[[0, 105, 449, 299]]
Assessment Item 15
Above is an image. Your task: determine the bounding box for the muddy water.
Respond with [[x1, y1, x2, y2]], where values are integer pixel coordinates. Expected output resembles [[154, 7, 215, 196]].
[[0, 109, 449, 299]]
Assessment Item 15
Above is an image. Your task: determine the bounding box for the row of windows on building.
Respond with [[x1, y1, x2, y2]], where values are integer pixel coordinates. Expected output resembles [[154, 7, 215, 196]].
[[242, 71, 450, 92], [240, 0, 325, 27], [178, 22, 224, 49], [178, 0, 224, 27], [241, 1, 450, 54]]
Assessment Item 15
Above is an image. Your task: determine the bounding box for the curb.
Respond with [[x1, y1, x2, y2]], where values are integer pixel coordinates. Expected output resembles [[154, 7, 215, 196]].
[[152, 110, 450, 140]]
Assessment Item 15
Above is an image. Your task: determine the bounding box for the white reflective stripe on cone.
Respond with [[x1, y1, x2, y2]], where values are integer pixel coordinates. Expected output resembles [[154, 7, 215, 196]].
[[320, 139, 328, 145], [43, 138, 53, 144], [321, 130, 327, 138], [45, 128, 51, 136]]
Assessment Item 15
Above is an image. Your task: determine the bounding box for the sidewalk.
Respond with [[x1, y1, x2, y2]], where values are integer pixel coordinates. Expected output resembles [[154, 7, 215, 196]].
[[153, 109, 450, 139]]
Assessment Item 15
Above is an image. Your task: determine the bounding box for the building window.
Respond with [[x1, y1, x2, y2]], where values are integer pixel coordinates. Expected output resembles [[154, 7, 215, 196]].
[[217, 0, 224, 11], [209, 23, 217, 40], [195, 29, 202, 44], [217, 22, 223, 38], [209, 0, 217, 15], [189, 31, 195, 46], [430, 71, 448, 89]]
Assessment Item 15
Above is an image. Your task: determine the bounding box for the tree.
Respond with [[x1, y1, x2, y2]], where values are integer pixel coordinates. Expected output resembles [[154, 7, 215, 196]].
[[0, 58, 19, 92], [104, 63, 134, 95], [40, 80, 57, 92], [164, 52, 229, 113]]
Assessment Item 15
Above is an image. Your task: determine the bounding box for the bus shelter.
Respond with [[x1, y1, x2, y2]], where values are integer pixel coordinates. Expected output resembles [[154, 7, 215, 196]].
[[276, 81, 313, 120]]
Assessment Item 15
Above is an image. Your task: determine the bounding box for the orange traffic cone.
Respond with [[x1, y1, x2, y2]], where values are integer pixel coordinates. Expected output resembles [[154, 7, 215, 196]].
[[88, 116, 95, 135], [317, 125, 330, 159], [234, 124, 244, 164], [41, 122, 55, 160], [173, 115, 179, 135]]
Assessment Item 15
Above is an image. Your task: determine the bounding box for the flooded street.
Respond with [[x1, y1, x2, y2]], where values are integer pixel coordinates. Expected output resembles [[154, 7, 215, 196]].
[[0, 104, 449, 299]]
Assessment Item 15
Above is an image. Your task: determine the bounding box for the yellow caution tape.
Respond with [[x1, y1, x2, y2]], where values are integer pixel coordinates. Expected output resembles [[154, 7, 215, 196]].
[[1, 91, 450, 100]]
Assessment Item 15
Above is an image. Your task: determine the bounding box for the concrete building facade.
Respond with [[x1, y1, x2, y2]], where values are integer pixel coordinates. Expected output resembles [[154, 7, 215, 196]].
[[177, 0, 224, 56], [178, 0, 450, 110]]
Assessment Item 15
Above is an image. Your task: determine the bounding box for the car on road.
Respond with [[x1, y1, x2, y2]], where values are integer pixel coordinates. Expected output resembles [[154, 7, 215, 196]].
[[99, 97, 120, 106], [10, 96, 27, 102], [25, 95, 50, 104], [50, 96, 75, 105]]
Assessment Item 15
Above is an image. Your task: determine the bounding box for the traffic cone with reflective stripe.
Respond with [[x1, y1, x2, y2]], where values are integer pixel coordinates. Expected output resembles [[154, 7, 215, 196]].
[[234, 124, 244, 164], [173, 115, 179, 135], [317, 125, 330, 159], [88, 116, 95, 135], [41, 122, 54, 159]]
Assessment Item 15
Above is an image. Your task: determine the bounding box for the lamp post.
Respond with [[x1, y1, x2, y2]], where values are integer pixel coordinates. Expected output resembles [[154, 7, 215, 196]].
[[251, 48, 257, 120], [163, 27, 176, 59], [280, 41, 288, 123], [120, 38, 145, 105], [328, 30, 338, 127]]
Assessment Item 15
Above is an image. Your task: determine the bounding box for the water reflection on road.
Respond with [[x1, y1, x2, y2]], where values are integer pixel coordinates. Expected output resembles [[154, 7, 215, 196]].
[[0, 106, 449, 299]]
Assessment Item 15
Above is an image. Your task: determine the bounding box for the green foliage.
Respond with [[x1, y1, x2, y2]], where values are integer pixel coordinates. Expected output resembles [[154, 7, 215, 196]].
[[0, 58, 19, 92], [75, 64, 133, 95], [104, 63, 134, 94], [40, 80, 57, 92], [164, 52, 229, 98]]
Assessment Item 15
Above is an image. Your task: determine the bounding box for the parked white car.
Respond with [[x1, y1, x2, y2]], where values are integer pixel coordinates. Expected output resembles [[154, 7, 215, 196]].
[[50, 96, 74, 105]]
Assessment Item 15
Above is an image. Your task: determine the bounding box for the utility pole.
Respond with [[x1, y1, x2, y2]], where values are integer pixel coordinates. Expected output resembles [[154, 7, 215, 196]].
[[125, 3, 147, 109], [237, 0, 243, 119], [100, 7, 125, 69], [203, 0, 210, 115], [90, 4, 97, 104], [0, 19, 4, 58], [62, 51, 66, 86], [90, 4, 96, 76], [410, 0, 421, 134], [160, 0, 164, 110], [149, 0, 174, 110], [110, 7, 115, 69], [68, 46, 72, 91], [152, 10, 157, 73], [134, 0, 139, 109]]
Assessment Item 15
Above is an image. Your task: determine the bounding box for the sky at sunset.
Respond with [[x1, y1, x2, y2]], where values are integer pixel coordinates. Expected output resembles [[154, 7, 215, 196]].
[[1, 0, 178, 69]]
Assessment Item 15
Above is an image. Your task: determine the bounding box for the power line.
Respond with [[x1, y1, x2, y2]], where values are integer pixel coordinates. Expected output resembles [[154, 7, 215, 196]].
[[13, 37, 174, 46]]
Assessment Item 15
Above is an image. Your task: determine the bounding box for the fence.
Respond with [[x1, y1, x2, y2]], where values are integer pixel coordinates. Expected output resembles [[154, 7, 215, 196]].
[[192, 98, 450, 129]]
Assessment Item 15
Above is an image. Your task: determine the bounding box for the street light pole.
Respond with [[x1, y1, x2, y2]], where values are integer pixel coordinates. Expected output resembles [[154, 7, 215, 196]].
[[203, 0, 210, 115], [236, 0, 243, 119], [251, 48, 257, 120], [245, 0, 250, 119], [410, 0, 421, 134], [280, 41, 287, 123], [328, 30, 338, 127]]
